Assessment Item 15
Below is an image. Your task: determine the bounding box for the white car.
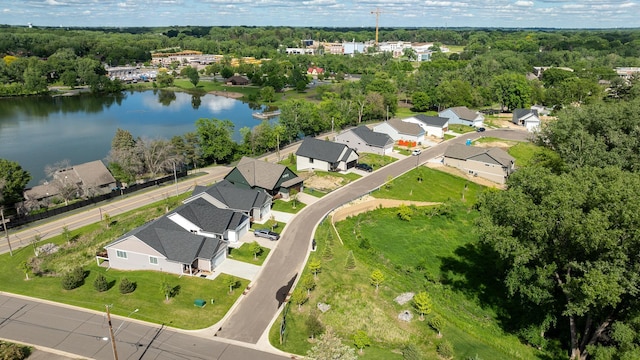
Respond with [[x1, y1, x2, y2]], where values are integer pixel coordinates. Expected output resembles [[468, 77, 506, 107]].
[[411, 149, 422, 156]]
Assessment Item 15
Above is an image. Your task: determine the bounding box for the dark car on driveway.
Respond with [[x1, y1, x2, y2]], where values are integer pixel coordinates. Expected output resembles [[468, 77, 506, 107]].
[[254, 229, 280, 241], [355, 163, 373, 172], [476, 127, 486, 132]]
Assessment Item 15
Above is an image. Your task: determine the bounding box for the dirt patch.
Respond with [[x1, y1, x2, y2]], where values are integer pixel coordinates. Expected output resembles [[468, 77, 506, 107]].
[[426, 163, 505, 189], [207, 90, 244, 99], [304, 174, 346, 192], [332, 195, 440, 222], [473, 141, 514, 150]]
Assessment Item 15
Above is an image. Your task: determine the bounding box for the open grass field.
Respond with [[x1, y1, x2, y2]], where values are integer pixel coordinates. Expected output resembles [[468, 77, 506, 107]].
[[508, 142, 544, 168], [0, 193, 247, 329], [270, 167, 548, 359]]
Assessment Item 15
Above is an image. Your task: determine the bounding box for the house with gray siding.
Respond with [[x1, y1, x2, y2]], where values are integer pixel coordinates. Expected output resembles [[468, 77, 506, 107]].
[[373, 118, 425, 144], [186, 179, 272, 222], [103, 198, 249, 276], [296, 137, 359, 172], [334, 126, 393, 155], [438, 107, 484, 128], [224, 157, 303, 199], [443, 144, 515, 184], [512, 109, 541, 132], [402, 114, 449, 138]]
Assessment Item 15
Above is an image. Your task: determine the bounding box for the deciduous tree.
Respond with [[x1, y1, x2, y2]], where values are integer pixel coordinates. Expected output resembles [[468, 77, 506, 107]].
[[413, 291, 433, 321], [196, 118, 235, 164]]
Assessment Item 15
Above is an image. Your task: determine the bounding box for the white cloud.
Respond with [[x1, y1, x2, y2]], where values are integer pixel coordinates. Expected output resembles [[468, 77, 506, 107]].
[[514, 0, 534, 6]]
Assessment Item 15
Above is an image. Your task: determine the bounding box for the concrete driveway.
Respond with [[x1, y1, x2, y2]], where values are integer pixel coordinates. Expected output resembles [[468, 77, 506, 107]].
[[211, 259, 261, 281]]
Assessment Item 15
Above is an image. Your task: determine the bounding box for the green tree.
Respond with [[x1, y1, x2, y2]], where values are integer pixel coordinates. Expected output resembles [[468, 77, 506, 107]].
[[344, 250, 356, 270], [306, 312, 325, 340], [402, 343, 423, 360], [307, 328, 357, 360], [0, 159, 31, 207], [301, 273, 316, 296], [491, 72, 532, 111], [94, 273, 109, 292], [249, 241, 262, 260], [196, 118, 235, 164], [160, 279, 172, 301], [353, 330, 371, 354], [429, 314, 444, 337], [291, 287, 308, 311], [225, 276, 238, 294], [370, 269, 385, 291], [119, 278, 136, 294], [413, 291, 433, 321], [181, 66, 199, 87], [477, 166, 640, 359], [156, 71, 174, 87], [61, 226, 72, 244], [437, 340, 454, 359], [309, 258, 322, 279], [411, 91, 431, 112], [19, 261, 30, 280]]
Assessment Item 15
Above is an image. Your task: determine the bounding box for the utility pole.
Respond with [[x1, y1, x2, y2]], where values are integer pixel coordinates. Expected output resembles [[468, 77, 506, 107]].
[[105, 305, 119, 360], [1, 208, 12, 256], [172, 162, 178, 197]]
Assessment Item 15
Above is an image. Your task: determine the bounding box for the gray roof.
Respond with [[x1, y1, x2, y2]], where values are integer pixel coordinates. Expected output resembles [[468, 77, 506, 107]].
[[296, 137, 358, 163], [349, 126, 393, 147], [172, 197, 247, 235], [411, 114, 449, 127], [191, 179, 270, 212], [384, 118, 424, 136], [447, 107, 482, 121], [55, 160, 115, 188], [444, 144, 515, 167], [512, 109, 539, 123], [119, 216, 222, 264], [234, 156, 290, 190]]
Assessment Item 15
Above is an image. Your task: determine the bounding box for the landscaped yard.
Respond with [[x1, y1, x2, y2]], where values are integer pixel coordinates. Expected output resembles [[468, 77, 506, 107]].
[[448, 124, 477, 134], [228, 242, 270, 266], [358, 153, 397, 170], [272, 198, 306, 213], [0, 194, 248, 329], [270, 167, 550, 359]]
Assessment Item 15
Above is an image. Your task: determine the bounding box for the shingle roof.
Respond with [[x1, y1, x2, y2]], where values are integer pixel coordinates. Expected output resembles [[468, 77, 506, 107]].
[[235, 156, 289, 190], [384, 119, 424, 136], [512, 109, 539, 122], [410, 114, 449, 127], [444, 144, 515, 167], [55, 160, 115, 188], [173, 197, 247, 235], [296, 137, 357, 163], [191, 179, 270, 213], [349, 126, 393, 147], [448, 107, 481, 121]]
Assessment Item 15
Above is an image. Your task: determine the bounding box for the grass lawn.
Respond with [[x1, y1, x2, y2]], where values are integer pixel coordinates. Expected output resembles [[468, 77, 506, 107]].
[[251, 220, 286, 233], [270, 167, 549, 359], [394, 147, 412, 156], [473, 136, 519, 145], [444, 134, 455, 140], [272, 198, 306, 213], [508, 142, 544, 168], [228, 242, 270, 266], [0, 193, 247, 329], [372, 167, 485, 204], [358, 153, 397, 170], [303, 187, 328, 197], [448, 124, 477, 134], [312, 170, 361, 183]]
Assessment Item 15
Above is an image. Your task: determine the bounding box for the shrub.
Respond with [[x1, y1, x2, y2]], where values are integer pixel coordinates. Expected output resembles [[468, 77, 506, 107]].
[[402, 343, 423, 360], [61, 267, 86, 290], [306, 312, 325, 339], [93, 273, 109, 292], [437, 340, 454, 359], [397, 205, 412, 221], [344, 250, 356, 270], [0, 341, 30, 360], [119, 278, 136, 294]]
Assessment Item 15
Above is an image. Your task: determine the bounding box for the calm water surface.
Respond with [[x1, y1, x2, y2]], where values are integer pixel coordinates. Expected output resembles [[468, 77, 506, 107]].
[[0, 90, 269, 187]]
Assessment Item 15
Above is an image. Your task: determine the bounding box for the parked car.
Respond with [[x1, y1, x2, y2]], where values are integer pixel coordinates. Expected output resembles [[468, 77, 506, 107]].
[[411, 149, 422, 156], [254, 229, 280, 241], [355, 163, 373, 172], [476, 127, 486, 132]]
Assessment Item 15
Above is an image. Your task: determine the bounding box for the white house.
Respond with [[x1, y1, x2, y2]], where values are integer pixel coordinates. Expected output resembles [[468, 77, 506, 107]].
[[334, 125, 394, 155], [439, 107, 484, 128], [296, 138, 359, 172], [512, 109, 541, 132], [402, 114, 449, 138], [373, 118, 425, 144]]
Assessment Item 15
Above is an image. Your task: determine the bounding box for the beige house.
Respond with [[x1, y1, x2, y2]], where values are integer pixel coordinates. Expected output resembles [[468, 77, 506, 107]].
[[443, 144, 515, 184]]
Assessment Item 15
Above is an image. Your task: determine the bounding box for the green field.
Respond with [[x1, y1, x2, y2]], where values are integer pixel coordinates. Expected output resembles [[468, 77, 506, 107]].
[[270, 167, 547, 359]]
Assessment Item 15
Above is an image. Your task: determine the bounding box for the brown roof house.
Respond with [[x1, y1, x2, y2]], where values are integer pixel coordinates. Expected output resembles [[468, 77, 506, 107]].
[[443, 144, 515, 184], [224, 157, 303, 199], [226, 75, 250, 86]]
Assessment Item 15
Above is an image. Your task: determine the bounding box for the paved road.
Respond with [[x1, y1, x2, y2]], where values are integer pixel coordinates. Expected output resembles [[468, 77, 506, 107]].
[[0, 293, 288, 360], [216, 129, 529, 343]]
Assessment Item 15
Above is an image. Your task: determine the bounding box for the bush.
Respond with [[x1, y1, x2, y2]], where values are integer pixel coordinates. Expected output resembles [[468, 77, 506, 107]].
[[93, 273, 109, 292], [61, 267, 86, 290], [119, 278, 136, 294], [402, 343, 423, 360], [437, 340, 454, 359], [0, 341, 30, 360]]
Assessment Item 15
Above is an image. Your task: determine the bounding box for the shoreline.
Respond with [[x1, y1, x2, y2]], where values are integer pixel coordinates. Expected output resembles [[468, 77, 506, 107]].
[[208, 90, 244, 99]]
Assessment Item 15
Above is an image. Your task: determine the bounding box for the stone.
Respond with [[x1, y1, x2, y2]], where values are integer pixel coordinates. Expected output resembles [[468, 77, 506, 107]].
[[394, 292, 414, 305], [398, 310, 413, 322], [317, 302, 331, 313]]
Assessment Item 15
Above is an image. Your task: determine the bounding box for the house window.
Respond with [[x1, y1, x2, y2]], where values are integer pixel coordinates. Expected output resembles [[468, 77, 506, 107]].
[[116, 250, 127, 259], [309, 158, 314, 163], [149, 256, 158, 265]]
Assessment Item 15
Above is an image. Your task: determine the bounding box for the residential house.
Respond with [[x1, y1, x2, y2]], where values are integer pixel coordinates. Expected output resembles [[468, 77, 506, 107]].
[[186, 179, 272, 222], [296, 138, 359, 172], [439, 107, 484, 128], [224, 157, 303, 199], [402, 114, 449, 138], [307, 66, 324, 76], [334, 126, 394, 155], [226, 75, 249, 85], [373, 118, 425, 144], [443, 144, 515, 184], [103, 197, 249, 275], [512, 109, 541, 132]]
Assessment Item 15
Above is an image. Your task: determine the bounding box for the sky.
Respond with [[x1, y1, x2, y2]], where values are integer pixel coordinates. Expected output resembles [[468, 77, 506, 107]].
[[1, 0, 639, 29]]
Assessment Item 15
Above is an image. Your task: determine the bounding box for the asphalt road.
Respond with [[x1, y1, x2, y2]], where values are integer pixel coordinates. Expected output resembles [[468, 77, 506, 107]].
[[216, 129, 529, 343], [0, 293, 288, 360]]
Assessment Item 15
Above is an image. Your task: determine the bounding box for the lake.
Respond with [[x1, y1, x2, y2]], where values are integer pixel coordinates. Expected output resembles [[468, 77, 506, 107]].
[[0, 90, 272, 187]]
